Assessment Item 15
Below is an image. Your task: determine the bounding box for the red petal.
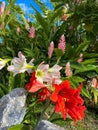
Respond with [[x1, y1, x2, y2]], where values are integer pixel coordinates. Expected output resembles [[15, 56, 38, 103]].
[[61, 80, 70, 87], [25, 71, 46, 93], [38, 88, 51, 102], [50, 84, 61, 102], [58, 96, 66, 120]]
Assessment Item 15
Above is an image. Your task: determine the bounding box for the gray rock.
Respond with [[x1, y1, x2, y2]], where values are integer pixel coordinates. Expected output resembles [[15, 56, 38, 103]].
[[35, 120, 65, 130], [0, 88, 27, 130]]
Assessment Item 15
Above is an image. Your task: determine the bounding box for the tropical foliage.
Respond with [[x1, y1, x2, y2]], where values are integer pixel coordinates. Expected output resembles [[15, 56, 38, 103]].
[[0, 0, 98, 129]]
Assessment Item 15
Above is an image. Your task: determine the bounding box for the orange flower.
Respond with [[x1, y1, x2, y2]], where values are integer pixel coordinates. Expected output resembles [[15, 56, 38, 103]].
[[50, 80, 86, 124]]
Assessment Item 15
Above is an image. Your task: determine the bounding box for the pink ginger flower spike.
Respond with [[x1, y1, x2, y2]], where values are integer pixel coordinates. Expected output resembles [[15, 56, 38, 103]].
[[77, 53, 83, 63], [65, 62, 72, 77], [0, 2, 5, 16], [16, 27, 20, 33], [58, 34, 66, 53], [29, 27, 35, 38], [48, 41, 54, 59]]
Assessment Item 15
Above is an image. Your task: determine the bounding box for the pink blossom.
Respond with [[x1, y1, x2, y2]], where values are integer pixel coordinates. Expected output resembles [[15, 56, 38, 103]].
[[77, 53, 83, 63], [48, 41, 54, 59], [0, 2, 5, 16], [90, 78, 98, 89], [29, 27, 35, 38], [16, 27, 20, 33], [58, 34, 66, 53], [65, 62, 72, 77]]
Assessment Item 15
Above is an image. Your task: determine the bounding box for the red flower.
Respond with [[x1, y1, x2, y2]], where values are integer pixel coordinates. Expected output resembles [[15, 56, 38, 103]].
[[38, 88, 51, 102], [50, 80, 86, 124], [25, 71, 46, 93]]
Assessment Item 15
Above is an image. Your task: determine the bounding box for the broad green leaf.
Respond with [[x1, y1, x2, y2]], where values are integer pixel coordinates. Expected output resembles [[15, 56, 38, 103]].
[[51, 8, 63, 22], [54, 3, 63, 10], [70, 76, 85, 83], [54, 48, 63, 58], [64, 44, 74, 59], [75, 41, 90, 55], [81, 58, 96, 65], [92, 88, 98, 104], [0, 83, 8, 94], [81, 87, 91, 99], [75, 65, 97, 74], [8, 124, 31, 130], [70, 61, 83, 70], [84, 53, 98, 58]]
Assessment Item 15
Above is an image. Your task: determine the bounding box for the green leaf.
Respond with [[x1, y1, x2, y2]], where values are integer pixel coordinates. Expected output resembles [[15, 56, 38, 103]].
[[51, 8, 63, 22], [8, 124, 31, 130], [54, 48, 63, 58], [75, 41, 90, 55], [0, 83, 8, 94], [74, 65, 97, 74], [92, 88, 98, 104], [70, 76, 85, 83], [31, 5, 49, 37], [81, 58, 96, 65], [84, 53, 98, 58], [70, 61, 83, 70], [81, 87, 91, 99]]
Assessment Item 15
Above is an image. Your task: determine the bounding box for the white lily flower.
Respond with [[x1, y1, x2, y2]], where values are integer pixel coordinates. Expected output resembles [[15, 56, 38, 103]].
[[36, 63, 49, 83], [7, 51, 34, 76], [48, 64, 62, 85]]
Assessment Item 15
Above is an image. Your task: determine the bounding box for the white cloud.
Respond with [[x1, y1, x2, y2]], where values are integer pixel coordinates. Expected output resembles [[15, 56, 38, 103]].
[[19, 3, 32, 12]]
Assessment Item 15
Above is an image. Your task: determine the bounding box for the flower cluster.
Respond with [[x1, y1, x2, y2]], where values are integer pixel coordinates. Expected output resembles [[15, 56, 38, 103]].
[[0, 48, 85, 124], [25, 69, 86, 124], [0, 33, 85, 124]]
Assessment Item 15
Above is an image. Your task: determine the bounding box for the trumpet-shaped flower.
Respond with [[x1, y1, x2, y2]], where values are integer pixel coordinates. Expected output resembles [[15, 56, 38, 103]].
[[7, 51, 34, 76], [36, 63, 62, 85], [36, 63, 49, 83], [25, 71, 51, 102], [25, 71, 46, 93], [47, 64, 62, 85], [25, 63, 62, 94], [48, 41, 54, 59], [58, 34, 66, 53], [50, 80, 86, 124]]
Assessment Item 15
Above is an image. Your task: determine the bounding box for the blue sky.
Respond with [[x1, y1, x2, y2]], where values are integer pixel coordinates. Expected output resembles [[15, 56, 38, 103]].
[[1, 0, 53, 13]]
